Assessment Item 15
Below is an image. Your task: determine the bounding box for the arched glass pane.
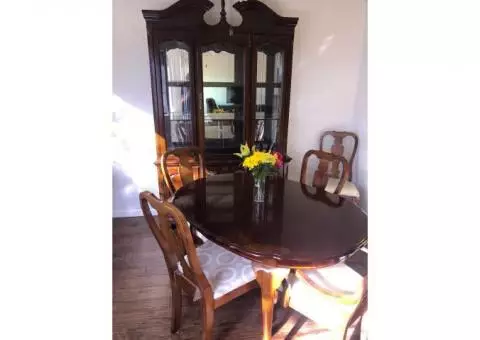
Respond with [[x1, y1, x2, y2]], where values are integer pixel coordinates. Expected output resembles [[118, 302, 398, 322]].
[[159, 41, 193, 148], [166, 48, 190, 82]]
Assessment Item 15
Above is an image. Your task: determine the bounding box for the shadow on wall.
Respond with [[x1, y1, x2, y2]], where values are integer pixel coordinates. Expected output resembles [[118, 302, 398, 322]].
[[112, 95, 158, 218]]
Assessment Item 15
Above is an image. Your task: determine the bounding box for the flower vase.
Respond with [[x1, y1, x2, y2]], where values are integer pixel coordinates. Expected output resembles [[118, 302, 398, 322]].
[[253, 177, 266, 203]]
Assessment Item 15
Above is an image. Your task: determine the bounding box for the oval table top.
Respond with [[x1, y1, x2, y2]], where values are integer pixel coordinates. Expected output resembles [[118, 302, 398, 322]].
[[172, 172, 368, 269]]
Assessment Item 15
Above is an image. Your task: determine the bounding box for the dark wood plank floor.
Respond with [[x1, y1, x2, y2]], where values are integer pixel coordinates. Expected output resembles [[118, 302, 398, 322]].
[[113, 217, 358, 340]]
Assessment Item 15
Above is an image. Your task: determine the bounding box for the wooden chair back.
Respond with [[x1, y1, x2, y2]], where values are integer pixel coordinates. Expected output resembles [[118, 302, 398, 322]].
[[319, 131, 358, 180], [160, 147, 205, 197], [139, 191, 212, 298], [300, 150, 350, 195]]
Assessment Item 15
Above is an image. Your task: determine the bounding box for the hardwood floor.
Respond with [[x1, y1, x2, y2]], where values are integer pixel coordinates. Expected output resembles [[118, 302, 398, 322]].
[[113, 217, 361, 340]]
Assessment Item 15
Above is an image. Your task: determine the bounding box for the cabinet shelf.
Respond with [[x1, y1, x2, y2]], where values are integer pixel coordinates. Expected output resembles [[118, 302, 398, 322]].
[[203, 82, 243, 88], [167, 81, 190, 86], [255, 82, 282, 88]]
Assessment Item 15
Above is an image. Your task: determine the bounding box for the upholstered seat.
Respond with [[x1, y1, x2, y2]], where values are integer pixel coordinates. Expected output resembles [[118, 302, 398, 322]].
[[289, 274, 360, 329], [325, 177, 360, 198], [286, 248, 368, 340], [182, 240, 256, 301], [297, 263, 364, 297]]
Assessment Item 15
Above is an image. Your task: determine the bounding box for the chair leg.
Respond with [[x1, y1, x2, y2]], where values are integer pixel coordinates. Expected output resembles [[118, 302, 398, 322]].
[[201, 296, 214, 340], [286, 315, 308, 340], [272, 306, 292, 335], [170, 278, 182, 333]]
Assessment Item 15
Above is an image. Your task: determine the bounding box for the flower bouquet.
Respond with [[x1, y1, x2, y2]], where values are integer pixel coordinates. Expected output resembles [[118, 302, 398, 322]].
[[234, 143, 285, 202]]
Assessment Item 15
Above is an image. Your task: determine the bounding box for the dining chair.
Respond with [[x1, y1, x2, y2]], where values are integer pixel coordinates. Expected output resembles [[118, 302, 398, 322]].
[[301, 150, 360, 198], [159, 146, 206, 198], [158, 147, 218, 246], [319, 131, 359, 181], [139, 191, 258, 340], [283, 247, 368, 340]]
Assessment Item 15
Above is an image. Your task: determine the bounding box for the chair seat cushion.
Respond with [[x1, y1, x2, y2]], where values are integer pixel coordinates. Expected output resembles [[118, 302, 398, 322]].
[[289, 276, 360, 329], [289, 279, 368, 338], [299, 263, 363, 296], [289, 249, 367, 333], [325, 178, 360, 197], [298, 248, 367, 296], [187, 240, 255, 301]]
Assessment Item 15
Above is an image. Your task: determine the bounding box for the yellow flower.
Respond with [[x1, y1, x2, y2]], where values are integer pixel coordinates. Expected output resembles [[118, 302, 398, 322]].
[[240, 143, 250, 157], [234, 143, 251, 158], [242, 151, 276, 170]]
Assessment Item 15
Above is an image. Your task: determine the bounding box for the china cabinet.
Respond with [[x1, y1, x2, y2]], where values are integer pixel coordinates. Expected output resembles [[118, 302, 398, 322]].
[[142, 0, 298, 195]]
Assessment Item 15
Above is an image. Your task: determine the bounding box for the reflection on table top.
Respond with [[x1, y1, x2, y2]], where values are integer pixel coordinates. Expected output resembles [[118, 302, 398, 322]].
[[173, 173, 367, 268]]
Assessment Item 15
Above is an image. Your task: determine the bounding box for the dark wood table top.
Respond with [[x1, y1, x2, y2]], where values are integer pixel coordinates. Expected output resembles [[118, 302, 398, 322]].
[[173, 172, 368, 269]]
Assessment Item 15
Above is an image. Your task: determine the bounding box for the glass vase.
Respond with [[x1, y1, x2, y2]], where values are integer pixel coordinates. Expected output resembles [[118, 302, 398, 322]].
[[253, 177, 266, 203]]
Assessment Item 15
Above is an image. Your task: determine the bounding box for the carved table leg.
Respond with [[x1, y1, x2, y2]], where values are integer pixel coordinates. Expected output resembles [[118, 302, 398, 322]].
[[255, 267, 290, 340]]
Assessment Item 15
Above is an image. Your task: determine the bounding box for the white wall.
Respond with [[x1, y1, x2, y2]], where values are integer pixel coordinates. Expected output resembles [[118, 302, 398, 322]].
[[113, 0, 165, 217], [261, 0, 367, 210], [350, 35, 367, 212], [113, 0, 367, 217]]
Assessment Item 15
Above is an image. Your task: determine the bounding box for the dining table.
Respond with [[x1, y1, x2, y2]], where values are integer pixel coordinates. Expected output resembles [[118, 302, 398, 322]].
[[172, 172, 368, 340]]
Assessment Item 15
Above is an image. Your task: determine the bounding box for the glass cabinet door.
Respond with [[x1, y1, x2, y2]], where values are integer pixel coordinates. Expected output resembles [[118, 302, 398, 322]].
[[158, 41, 194, 149], [200, 45, 245, 154], [254, 48, 285, 151]]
